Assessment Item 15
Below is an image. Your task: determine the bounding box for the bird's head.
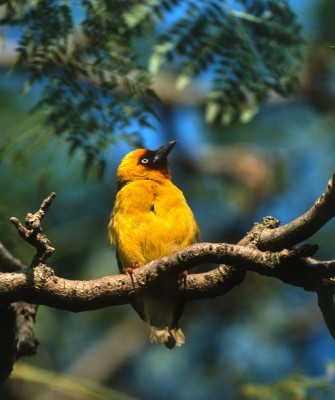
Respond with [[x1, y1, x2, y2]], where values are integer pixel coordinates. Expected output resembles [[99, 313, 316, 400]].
[[116, 141, 177, 188]]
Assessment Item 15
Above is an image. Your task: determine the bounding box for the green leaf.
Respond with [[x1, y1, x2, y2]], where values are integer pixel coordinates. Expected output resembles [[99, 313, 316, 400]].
[[175, 73, 191, 91], [123, 0, 159, 28], [221, 106, 235, 126], [21, 80, 33, 96], [205, 101, 221, 124], [149, 42, 174, 73]]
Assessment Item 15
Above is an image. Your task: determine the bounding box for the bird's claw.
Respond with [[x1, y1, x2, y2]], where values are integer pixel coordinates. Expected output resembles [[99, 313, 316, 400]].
[[122, 262, 140, 275], [122, 267, 134, 275], [179, 271, 187, 287]]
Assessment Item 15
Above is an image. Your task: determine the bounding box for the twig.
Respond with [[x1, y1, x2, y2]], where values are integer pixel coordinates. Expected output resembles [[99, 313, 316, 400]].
[[10, 192, 56, 267], [255, 173, 335, 251], [0, 241, 25, 272]]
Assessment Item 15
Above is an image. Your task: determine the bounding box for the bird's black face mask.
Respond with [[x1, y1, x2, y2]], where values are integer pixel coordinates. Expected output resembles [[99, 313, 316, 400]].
[[138, 141, 177, 170]]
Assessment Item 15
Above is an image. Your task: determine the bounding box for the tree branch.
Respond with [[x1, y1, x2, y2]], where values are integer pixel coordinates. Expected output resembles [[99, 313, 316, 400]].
[[10, 192, 56, 267], [0, 243, 331, 311], [0, 192, 57, 381], [14, 302, 39, 359], [1, 171, 335, 380], [0, 304, 17, 381], [0, 241, 25, 272], [249, 173, 335, 251]]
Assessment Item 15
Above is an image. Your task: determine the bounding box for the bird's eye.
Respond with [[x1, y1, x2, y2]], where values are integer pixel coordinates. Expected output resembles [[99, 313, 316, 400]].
[[141, 158, 149, 164]]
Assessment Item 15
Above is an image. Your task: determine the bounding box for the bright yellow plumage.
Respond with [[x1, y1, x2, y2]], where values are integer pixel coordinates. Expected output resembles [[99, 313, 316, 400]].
[[108, 141, 199, 348]]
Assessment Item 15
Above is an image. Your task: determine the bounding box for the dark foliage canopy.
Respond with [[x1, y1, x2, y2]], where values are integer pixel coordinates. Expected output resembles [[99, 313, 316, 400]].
[[1, 0, 303, 172]]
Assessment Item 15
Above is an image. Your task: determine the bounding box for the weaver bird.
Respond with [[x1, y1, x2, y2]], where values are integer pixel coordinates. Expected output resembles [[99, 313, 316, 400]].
[[108, 141, 199, 348]]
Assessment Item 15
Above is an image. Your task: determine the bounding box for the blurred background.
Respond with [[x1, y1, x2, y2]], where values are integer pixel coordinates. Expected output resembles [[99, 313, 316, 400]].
[[1, 0, 335, 399]]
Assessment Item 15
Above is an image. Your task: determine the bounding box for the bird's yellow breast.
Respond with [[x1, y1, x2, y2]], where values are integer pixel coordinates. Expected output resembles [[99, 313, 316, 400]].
[[109, 179, 199, 269]]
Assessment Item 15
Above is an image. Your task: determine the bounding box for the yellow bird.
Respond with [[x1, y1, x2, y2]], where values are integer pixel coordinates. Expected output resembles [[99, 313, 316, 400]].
[[108, 141, 199, 348]]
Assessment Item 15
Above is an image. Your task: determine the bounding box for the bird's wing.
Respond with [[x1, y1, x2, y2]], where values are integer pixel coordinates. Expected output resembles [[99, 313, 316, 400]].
[[115, 248, 123, 272]]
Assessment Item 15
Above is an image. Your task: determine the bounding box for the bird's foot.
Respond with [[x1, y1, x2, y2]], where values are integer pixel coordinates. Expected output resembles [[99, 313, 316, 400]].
[[179, 271, 187, 287], [122, 267, 134, 275], [149, 327, 170, 344], [149, 327, 185, 349], [122, 262, 140, 275]]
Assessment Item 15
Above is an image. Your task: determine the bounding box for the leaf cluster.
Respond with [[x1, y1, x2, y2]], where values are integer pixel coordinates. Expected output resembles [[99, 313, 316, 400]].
[[241, 373, 335, 400], [1, 0, 157, 174], [0, 0, 303, 173], [150, 0, 303, 124]]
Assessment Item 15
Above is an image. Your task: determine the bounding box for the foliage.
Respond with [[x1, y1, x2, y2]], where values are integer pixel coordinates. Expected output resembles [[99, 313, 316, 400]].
[[10, 362, 137, 400], [0, 0, 303, 172], [149, 0, 303, 124], [241, 371, 335, 400]]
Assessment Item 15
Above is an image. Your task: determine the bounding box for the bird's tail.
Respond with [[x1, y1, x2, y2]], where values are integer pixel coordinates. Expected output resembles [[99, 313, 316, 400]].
[[132, 294, 185, 349], [149, 326, 185, 349]]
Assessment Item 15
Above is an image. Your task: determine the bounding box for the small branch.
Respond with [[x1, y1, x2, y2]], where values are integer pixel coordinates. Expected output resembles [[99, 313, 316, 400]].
[[10, 192, 56, 267], [256, 173, 335, 251], [0, 241, 25, 272]]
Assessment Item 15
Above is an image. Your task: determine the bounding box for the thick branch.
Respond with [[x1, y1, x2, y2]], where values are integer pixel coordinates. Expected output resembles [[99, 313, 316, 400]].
[[0, 243, 39, 381], [316, 278, 335, 342], [0, 305, 17, 381], [0, 244, 332, 311], [14, 302, 39, 359]]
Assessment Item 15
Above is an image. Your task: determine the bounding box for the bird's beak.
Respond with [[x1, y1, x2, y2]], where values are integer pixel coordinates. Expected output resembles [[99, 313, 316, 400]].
[[153, 141, 177, 163]]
